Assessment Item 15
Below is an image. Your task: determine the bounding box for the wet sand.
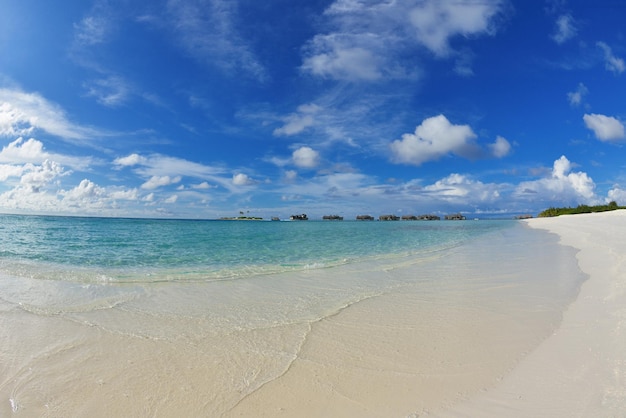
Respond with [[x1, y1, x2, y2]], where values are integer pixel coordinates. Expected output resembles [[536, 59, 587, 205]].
[[0, 220, 592, 417]]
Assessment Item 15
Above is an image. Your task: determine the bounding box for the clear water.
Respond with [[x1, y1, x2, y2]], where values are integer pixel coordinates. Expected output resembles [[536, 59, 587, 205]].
[[0, 214, 512, 283], [0, 214, 587, 416]]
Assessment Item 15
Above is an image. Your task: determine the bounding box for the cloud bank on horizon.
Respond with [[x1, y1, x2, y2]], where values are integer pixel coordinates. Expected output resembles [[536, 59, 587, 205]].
[[1, 0, 625, 218]]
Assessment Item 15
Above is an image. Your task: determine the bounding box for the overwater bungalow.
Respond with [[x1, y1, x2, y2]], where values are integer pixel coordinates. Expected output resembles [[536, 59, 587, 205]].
[[418, 214, 441, 220], [290, 214, 308, 220], [356, 215, 374, 221], [444, 213, 466, 220], [322, 215, 343, 220], [379, 214, 400, 221]]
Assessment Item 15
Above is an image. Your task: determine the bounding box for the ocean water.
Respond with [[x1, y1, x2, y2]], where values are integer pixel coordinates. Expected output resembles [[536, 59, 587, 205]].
[[0, 215, 507, 283], [0, 215, 586, 416]]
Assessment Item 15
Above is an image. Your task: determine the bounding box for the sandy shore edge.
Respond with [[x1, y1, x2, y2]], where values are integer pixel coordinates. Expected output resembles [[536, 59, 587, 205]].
[[439, 210, 626, 417]]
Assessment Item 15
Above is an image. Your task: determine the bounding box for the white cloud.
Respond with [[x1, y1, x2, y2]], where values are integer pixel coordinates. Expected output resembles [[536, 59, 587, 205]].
[[284, 170, 297, 182], [301, 0, 505, 81], [19, 160, 68, 193], [113, 152, 242, 193], [567, 83, 588, 106], [0, 88, 100, 141], [0, 102, 35, 137], [0, 137, 94, 171], [583, 113, 625, 142], [489, 136, 511, 158], [292, 146, 320, 168], [114, 153, 148, 167], [408, 0, 504, 57], [597, 42, 625, 74], [607, 186, 626, 205], [192, 181, 211, 189], [0, 164, 28, 182], [63, 179, 105, 201], [273, 104, 321, 136], [0, 137, 47, 162], [232, 173, 254, 186], [141, 175, 182, 190], [61, 181, 140, 210], [424, 173, 500, 202], [164, 194, 179, 204], [0, 172, 144, 215], [302, 41, 384, 81], [516, 156, 596, 204], [119, 152, 224, 179], [390, 114, 477, 166], [109, 188, 139, 200], [551, 14, 576, 44]]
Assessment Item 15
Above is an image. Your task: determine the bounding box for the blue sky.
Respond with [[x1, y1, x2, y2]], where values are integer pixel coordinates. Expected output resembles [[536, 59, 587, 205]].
[[1, 0, 625, 219]]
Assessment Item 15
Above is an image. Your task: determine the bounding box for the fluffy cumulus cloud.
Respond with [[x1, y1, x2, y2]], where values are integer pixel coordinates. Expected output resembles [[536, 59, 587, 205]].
[[516, 156, 596, 204], [489, 136, 511, 158], [61, 180, 138, 207], [607, 186, 626, 205], [389, 115, 477, 166], [292, 146, 320, 168], [0, 102, 34, 138], [583, 113, 625, 142], [0, 137, 48, 163], [408, 0, 504, 57], [301, 0, 505, 81], [232, 173, 254, 186], [62, 179, 105, 202], [0, 137, 94, 171]]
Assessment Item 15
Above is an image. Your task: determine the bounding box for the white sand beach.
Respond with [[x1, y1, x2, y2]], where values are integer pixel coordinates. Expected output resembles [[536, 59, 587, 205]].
[[440, 210, 626, 417], [2, 213, 624, 417]]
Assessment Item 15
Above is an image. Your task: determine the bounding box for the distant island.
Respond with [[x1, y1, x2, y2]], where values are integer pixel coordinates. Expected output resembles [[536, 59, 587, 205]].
[[538, 201, 624, 217]]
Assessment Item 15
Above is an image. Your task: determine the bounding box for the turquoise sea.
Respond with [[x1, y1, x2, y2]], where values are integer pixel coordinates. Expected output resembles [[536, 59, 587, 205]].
[[0, 214, 511, 283], [0, 214, 586, 416]]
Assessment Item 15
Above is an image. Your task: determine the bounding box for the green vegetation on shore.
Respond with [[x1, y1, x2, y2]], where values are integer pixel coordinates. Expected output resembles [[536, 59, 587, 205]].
[[538, 201, 624, 217]]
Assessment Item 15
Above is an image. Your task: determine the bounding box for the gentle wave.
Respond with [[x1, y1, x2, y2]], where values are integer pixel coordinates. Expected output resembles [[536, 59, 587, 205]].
[[0, 215, 515, 284]]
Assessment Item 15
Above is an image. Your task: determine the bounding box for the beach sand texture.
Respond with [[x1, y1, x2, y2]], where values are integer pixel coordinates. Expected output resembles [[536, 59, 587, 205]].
[[1, 212, 623, 416], [442, 210, 626, 417]]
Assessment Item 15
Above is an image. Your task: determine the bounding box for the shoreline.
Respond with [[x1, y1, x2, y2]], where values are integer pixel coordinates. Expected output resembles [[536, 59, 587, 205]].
[[439, 210, 626, 417], [0, 218, 604, 417], [222, 221, 585, 416]]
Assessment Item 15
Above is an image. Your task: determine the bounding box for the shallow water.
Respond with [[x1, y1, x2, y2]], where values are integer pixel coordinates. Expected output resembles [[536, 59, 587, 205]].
[[0, 216, 585, 416]]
